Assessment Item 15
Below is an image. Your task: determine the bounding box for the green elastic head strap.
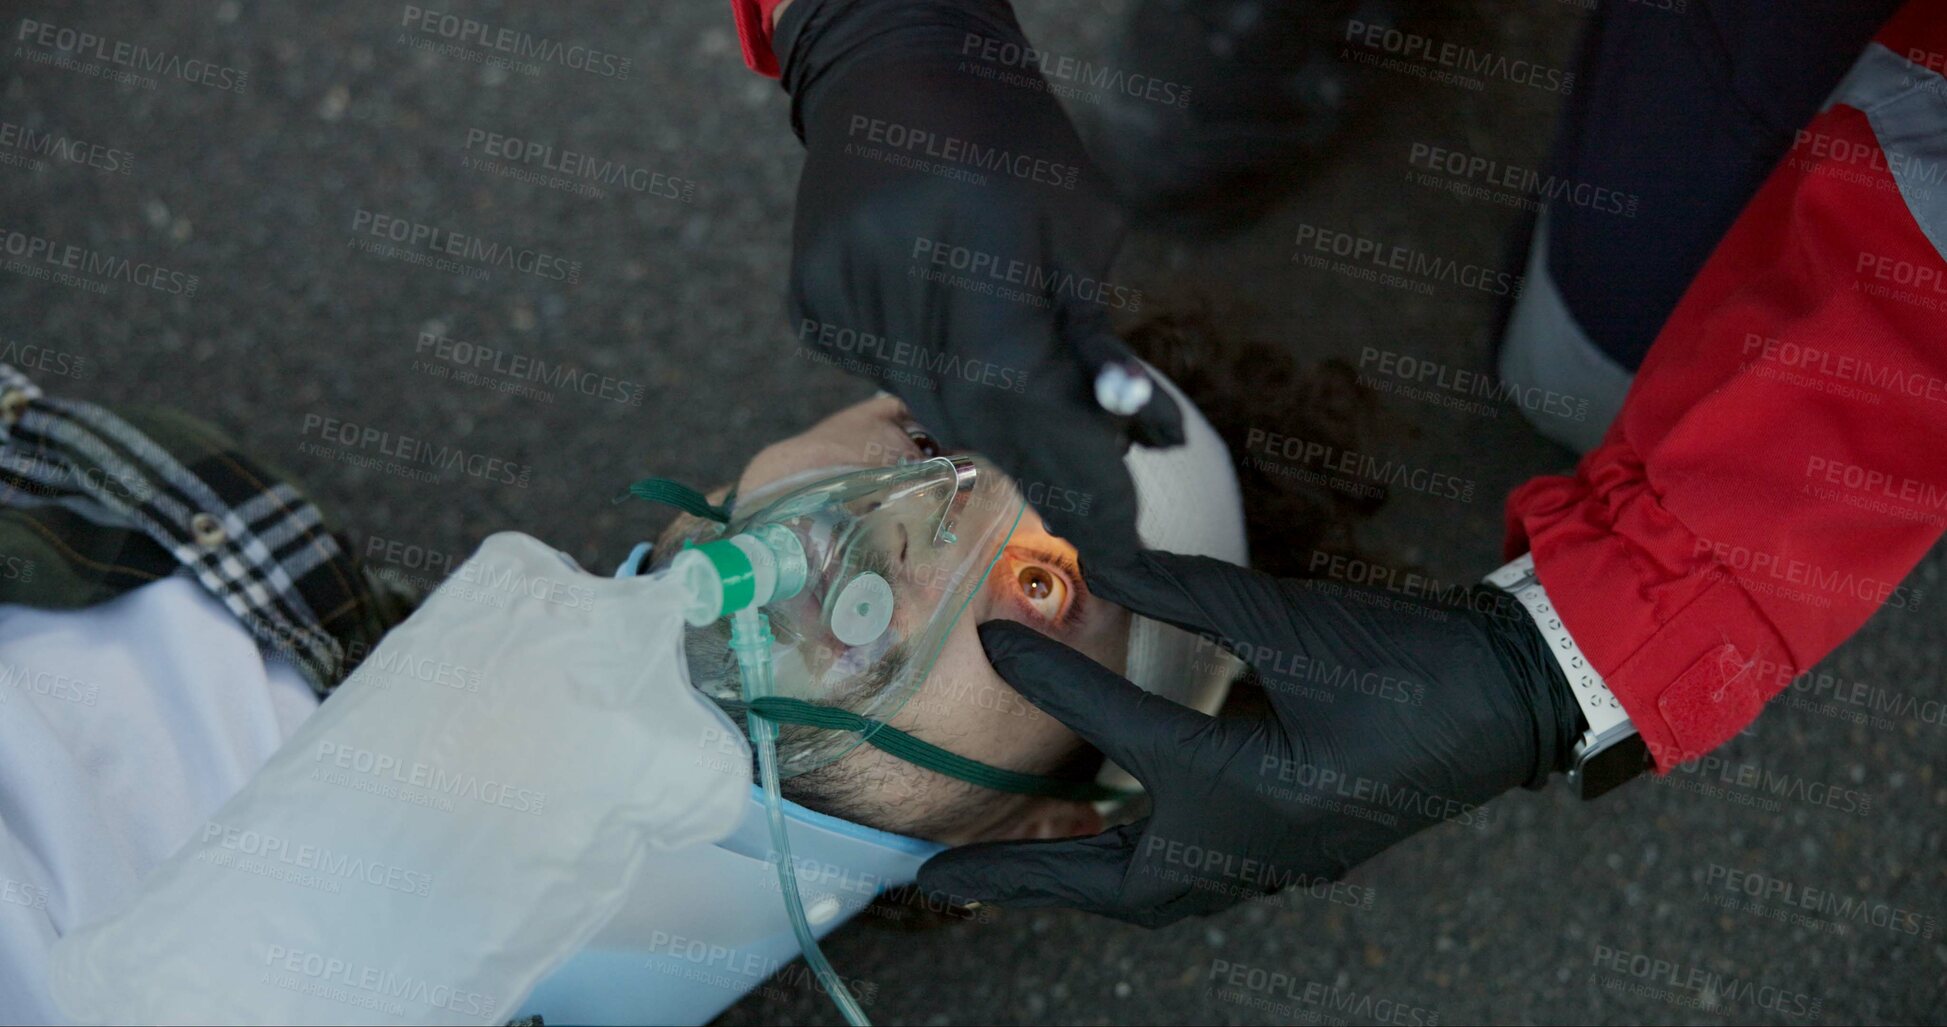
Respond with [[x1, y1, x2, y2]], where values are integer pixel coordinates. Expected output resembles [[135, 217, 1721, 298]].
[[734, 696, 1137, 804], [615, 476, 738, 523]]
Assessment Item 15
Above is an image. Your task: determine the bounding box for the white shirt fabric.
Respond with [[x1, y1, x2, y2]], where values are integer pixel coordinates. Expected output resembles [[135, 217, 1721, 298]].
[[0, 571, 318, 1023]]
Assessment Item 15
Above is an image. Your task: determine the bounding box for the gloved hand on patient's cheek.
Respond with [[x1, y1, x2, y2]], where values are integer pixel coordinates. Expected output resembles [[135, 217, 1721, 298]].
[[919, 553, 1582, 926]]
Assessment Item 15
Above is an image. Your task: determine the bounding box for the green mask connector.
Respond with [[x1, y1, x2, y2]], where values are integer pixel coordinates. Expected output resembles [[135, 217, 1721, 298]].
[[667, 523, 808, 626]]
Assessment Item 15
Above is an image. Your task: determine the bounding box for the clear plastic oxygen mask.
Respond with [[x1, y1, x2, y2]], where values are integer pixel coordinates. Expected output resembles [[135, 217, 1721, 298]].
[[669, 455, 1026, 777], [659, 455, 1022, 1027]]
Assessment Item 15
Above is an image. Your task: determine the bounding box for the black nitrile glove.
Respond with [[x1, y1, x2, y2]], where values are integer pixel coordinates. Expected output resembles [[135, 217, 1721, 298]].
[[918, 551, 1584, 927], [773, 0, 1184, 566]]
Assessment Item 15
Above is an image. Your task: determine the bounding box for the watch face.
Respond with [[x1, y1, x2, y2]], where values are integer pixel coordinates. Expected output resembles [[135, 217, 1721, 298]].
[[1577, 734, 1651, 800]]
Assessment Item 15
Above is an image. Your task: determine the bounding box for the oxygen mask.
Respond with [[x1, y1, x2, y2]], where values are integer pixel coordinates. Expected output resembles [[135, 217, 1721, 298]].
[[665, 455, 1025, 776]]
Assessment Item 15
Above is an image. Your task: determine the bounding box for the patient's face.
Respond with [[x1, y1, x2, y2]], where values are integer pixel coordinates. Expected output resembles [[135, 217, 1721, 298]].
[[731, 394, 1125, 845]]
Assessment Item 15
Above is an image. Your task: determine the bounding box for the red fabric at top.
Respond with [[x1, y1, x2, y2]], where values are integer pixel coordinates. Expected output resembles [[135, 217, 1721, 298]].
[[731, 0, 788, 78], [1877, 2, 1947, 77]]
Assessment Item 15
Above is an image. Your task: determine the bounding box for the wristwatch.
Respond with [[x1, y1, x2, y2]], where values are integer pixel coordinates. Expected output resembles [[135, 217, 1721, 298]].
[[1485, 553, 1650, 799]]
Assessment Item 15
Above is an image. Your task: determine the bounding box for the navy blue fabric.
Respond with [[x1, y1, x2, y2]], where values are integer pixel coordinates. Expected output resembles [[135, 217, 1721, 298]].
[[1544, 0, 1906, 372]]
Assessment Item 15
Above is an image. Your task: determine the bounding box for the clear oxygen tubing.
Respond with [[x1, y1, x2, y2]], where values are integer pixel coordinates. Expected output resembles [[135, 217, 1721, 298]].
[[728, 605, 873, 1027]]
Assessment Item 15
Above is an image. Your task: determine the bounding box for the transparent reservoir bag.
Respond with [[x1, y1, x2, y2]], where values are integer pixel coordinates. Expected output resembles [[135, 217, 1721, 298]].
[[48, 457, 1024, 1025], [48, 532, 753, 1025]]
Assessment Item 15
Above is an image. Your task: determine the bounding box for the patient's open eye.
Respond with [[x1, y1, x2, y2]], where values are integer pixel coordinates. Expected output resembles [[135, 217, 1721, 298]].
[[904, 424, 942, 459], [887, 402, 944, 460], [1004, 548, 1083, 629], [1018, 563, 1060, 603]]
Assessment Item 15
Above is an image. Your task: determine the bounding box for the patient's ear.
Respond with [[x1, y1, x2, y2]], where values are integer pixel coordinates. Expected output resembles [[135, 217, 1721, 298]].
[[986, 798, 1105, 841]]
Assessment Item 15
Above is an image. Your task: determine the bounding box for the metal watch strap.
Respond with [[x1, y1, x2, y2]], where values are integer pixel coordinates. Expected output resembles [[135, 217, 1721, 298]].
[[1485, 553, 1646, 799]]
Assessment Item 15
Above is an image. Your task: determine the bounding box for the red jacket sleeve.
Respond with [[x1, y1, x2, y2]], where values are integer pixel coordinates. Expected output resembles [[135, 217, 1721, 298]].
[[1508, 3, 1947, 770], [731, 0, 790, 78]]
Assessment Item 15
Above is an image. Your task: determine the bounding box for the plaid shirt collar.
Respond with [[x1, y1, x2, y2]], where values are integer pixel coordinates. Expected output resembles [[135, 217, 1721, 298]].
[[0, 362, 412, 695]]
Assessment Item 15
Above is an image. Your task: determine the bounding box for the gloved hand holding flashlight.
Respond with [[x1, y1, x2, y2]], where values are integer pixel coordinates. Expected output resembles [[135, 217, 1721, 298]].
[[772, 0, 1183, 566], [918, 551, 1585, 927]]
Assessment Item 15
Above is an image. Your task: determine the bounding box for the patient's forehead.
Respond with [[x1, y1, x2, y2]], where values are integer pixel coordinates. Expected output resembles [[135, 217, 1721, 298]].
[[733, 394, 915, 501], [734, 393, 1071, 536]]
